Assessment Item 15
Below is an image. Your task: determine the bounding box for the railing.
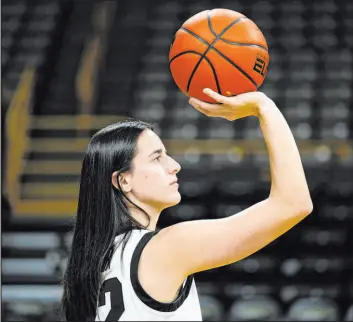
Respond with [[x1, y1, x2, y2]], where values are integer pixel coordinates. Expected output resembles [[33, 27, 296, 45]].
[[4, 67, 36, 208], [75, 0, 116, 136]]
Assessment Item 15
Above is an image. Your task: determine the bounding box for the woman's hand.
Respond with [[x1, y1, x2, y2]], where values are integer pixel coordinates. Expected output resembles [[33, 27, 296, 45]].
[[189, 88, 275, 121]]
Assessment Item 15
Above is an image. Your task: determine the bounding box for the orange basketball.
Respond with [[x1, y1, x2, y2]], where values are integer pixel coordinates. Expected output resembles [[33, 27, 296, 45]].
[[169, 9, 269, 103]]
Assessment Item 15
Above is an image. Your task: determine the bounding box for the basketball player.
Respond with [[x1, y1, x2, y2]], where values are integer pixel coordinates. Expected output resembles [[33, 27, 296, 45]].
[[61, 89, 313, 321]]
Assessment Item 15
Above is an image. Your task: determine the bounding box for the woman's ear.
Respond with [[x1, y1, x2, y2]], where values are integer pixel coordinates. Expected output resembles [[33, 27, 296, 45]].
[[112, 171, 132, 193]]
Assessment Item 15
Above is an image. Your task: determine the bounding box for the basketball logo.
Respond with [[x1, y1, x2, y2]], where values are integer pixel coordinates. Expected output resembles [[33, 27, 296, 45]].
[[253, 56, 267, 77]]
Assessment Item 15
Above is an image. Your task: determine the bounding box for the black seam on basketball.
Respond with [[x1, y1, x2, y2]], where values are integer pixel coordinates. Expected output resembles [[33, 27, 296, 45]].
[[207, 11, 266, 51], [180, 27, 210, 47], [186, 16, 247, 93], [169, 51, 222, 94], [207, 11, 267, 52], [218, 38, 268, 52], [207, 10, 217, 36], [180, 27, 259, 89]]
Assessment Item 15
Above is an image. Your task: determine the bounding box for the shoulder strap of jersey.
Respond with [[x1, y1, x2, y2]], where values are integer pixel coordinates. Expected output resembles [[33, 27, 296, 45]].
[[130, 230, 194, 312]]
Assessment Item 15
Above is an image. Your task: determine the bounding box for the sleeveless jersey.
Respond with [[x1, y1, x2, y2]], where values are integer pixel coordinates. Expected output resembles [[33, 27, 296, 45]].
[[95, 229, 203, 321]]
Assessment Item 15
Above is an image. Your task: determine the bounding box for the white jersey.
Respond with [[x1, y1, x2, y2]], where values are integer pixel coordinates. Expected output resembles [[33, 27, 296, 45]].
[[95, 229, 203, 321]]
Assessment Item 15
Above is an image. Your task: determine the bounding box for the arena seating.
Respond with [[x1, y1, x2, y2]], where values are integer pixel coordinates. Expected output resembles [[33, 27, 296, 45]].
[[1, 0, 61, 89], [2, 0, 352, 320]]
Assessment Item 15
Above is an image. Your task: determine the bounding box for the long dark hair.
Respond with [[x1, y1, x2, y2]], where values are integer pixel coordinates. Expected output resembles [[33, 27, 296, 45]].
[[61, 119, 153, 321]]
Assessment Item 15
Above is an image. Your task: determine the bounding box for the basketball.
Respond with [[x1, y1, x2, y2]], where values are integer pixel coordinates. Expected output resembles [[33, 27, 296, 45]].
[[169, 9, 269, 103]]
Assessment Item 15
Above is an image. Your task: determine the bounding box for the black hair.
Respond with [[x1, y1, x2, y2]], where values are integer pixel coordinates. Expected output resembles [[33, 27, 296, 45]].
[[61, 119, 153, 321]]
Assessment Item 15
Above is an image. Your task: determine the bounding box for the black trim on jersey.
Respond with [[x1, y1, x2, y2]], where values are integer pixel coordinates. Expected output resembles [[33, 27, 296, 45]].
[[130, 231, 194, 312]]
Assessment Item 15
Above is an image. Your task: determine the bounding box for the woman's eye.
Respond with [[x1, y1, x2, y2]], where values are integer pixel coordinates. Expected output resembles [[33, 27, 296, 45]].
[[155, 156, 161, 162]]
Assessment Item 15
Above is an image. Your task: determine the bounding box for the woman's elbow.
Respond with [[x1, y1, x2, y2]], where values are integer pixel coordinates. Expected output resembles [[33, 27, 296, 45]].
[[275, 195, 314, 217], [293, 197, 313, 217]]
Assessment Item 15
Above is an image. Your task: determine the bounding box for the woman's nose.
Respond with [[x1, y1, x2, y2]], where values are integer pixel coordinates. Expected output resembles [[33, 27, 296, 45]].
[[169, 157, 181, 174]]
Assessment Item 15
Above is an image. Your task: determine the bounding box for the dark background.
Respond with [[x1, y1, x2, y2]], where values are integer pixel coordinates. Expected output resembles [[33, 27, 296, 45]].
[[2, 0, 353, 320]]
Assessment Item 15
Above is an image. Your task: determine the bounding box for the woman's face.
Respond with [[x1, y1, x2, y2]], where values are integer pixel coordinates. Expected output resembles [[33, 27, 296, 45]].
[[124, 129, 181, 211]]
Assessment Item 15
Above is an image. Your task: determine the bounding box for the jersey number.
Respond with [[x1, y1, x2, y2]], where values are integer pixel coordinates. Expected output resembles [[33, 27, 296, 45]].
[[98, 278, 125, 321]]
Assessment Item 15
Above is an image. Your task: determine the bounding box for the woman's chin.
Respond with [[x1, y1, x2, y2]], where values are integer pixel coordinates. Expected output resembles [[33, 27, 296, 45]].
[[174, 192, 182, 204], [164, 192, 182, 209]]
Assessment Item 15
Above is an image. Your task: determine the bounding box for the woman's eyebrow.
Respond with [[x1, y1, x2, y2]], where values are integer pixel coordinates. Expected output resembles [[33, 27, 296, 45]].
[[148, 148, 163, 157]]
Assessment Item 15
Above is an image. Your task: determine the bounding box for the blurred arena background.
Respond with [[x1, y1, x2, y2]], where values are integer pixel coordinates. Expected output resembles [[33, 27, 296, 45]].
[[1, 0, 353, 320]]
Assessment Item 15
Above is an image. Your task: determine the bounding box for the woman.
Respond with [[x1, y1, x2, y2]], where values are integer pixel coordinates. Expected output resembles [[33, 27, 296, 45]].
[[61, 89, 313, 321]]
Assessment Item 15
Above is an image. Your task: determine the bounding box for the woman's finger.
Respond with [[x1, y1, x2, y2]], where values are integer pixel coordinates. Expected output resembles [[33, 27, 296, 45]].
[[189, 101, 211, 116], [203, 88, 230, 104], [189, 97, 222, 111], [189, 98, 218, 117]]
